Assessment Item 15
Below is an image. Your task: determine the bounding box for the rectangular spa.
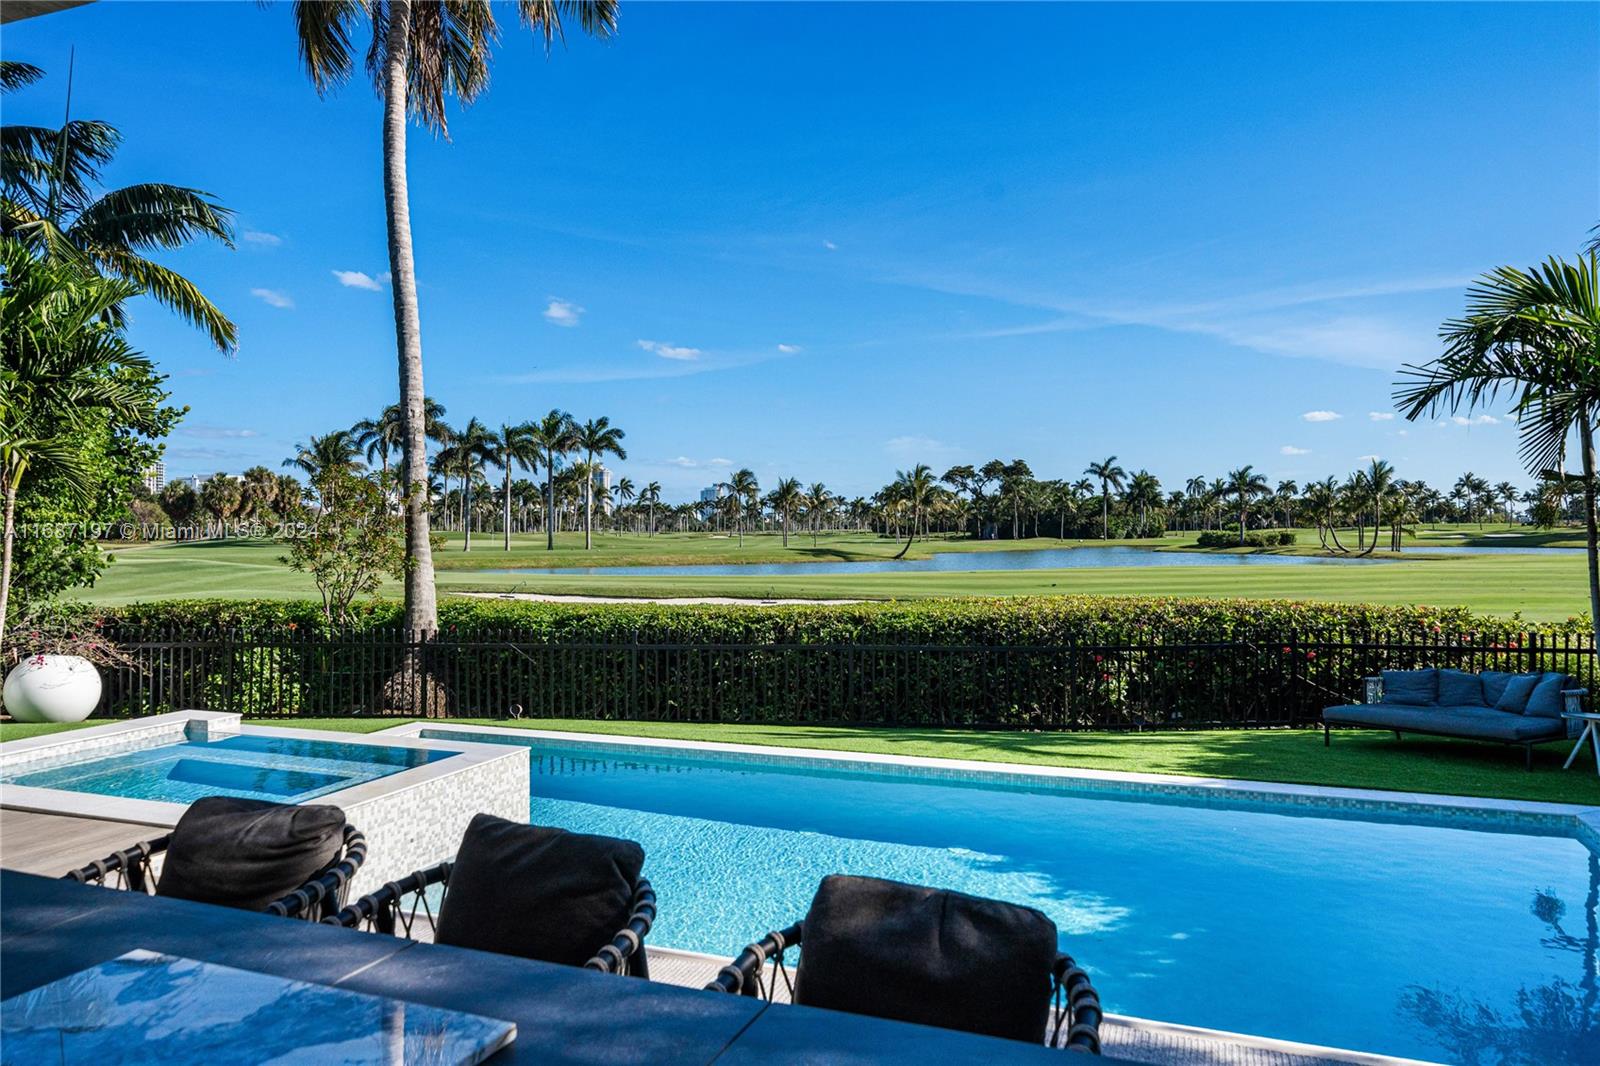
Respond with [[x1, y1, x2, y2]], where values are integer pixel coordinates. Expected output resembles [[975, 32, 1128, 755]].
[[0, 713, 530, 894], [402, 724, 1600, 1063]]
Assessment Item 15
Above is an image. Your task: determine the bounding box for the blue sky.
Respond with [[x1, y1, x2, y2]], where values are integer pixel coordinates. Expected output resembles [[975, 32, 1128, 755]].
[[5, 2, 1596, 500]]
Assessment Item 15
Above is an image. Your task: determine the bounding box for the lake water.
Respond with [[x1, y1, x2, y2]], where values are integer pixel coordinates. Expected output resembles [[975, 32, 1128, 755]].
[[487, 543, 1574, 578]]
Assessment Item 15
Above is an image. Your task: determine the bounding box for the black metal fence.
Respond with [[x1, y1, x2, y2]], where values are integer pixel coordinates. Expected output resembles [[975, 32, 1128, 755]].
[[71, 626, 1596, 731]]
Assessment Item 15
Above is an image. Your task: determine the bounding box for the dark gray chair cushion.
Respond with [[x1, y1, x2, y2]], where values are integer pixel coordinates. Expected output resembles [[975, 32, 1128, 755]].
[[1323, 703, 1564, 742], [1437, 669, 1486, 707], [156, 796, 346, 912], [1480, 671, 1517, 708], [1381, 669, 1437, 706], [792, 874, 1059, 1044], [434, 814, 644, 968], [1524, 673, 1567, 718], [1494, 674, 1540, 714]]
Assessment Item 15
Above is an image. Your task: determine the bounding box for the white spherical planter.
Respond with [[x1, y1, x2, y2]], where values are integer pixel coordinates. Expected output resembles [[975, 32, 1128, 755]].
[[4, 655, 102, 724]]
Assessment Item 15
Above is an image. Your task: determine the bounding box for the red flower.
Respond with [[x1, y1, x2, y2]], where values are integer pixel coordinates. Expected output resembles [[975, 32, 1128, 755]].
[[1281, 645, 1291, 654], [1306, 651, 1317, 660]]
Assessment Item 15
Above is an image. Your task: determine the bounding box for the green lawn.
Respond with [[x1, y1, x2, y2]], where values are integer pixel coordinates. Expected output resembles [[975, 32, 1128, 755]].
[[6, 717, 1586, 804], [66, 531, 1589, 619]]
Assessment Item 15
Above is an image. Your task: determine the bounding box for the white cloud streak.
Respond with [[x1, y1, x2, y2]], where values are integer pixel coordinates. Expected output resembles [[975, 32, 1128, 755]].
[[250, 288, 293, 309], [1301, 410, 1342, 423], [1279, 445, 1310, 456], [333, 270, 383, 291], [637, 339, 702, 361]]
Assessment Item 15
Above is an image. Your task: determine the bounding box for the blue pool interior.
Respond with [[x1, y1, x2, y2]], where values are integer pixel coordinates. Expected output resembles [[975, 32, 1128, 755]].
[[2, 731, 458, 804], [422, 729, 1600, 1062]]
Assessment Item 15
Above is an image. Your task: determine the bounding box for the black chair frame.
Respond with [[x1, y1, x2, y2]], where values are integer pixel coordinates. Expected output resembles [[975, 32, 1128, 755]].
[[64, 824, 368, 922], [325, 859, 657, 977], [704, 921, 1103, 1054]]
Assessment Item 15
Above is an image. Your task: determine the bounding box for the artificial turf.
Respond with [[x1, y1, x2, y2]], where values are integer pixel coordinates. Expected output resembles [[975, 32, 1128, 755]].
[[5, 717, 1583, 805]]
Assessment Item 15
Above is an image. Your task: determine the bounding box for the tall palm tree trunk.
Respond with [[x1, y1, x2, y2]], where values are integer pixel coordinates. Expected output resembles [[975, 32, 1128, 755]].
[[1101, 491, 1109, 539], [503, 469, 512, 551], [545, 458, 556, 550], [584, 451, 594, 550], [463, 478, 472, 551], [381, 0, 437, 634], [1581, 413, 1600, 659], [0, 479, 17, 654]]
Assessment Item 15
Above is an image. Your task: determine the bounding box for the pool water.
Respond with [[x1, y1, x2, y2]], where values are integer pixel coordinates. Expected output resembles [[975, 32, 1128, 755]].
[[429, 731, 1599, 1062], [2, 734, 457, 804]]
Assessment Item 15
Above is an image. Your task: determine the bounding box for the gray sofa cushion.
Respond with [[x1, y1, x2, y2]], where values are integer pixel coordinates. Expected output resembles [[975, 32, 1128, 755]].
[[157, 797, 346, 912], [1494, 674, 1540, 714], [1437, 669, 1485, 707], [1524, 673, 1567, 718], [1380, 669, 1438, 706], [1323, 703, 1566, 742]]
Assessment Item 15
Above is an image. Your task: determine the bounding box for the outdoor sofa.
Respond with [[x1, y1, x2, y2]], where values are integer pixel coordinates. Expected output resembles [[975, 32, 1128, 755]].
[[65, 796, 367, 921], [1321, 668, 1585, 769], [703, 873, 1103, 1053], [327, 812, 657, 977]]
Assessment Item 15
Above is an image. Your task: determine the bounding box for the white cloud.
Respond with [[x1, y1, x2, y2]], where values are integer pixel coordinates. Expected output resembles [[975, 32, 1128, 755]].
[[1279, 445, 1310, 456], [250, 287, 293, 309], [182, 426, 260, 439], [242, 231, 283, 248], [543, 298, 583, 327], [637, 339, 702, 361], [1448, 413, 1500, 426], [666, 456, 698, 468], [823, 240, 838, 251], [333, 270, 383, 291], [776, 343, 803, 354], [708, 458, 733, 467], [1368, 411, 1395, 421], [1356, 454, 1381, 463], [1301, 410, 1342, 423]]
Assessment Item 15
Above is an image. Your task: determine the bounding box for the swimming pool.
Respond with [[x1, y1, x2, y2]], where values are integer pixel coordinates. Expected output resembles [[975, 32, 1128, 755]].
[[418, 728, 1599, 1062], [1, 733, 459, 804]]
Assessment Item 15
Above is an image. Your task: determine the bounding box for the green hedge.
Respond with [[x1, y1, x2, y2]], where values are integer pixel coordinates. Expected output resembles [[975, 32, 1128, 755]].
[[51, 597, 1589, 728], [72, 594, 1580, 644], [1196, 530, 1298, 548]]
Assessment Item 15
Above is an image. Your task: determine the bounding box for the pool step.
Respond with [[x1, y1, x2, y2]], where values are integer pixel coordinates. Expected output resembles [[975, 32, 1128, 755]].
[[644, 946, 1447, 1066]]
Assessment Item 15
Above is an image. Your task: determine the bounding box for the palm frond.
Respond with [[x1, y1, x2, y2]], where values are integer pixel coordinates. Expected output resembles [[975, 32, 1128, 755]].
[[87, 249, 237, 352], [0, 120, 120, 218], [515, 0, 618, 51], [293, 0, 364, 94], [0, 61, 46, 94], [70, 182, 235, 251]]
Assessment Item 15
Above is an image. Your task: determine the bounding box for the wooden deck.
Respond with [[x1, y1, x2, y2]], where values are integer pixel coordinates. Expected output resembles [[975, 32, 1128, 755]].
[[0, 808, 163, 877]]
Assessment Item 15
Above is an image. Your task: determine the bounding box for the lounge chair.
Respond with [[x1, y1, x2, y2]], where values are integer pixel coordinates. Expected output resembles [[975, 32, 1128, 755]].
[[703, 874, 1102, 1053], [65, 796, 367, 921], [327, 813, 656, 977], [1321, 668, 1585, 769]]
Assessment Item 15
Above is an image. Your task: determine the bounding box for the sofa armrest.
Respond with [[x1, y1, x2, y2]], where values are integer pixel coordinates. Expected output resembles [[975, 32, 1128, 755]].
[[1564, 689, 1588, 713], [1362, 676, 1383, 705]]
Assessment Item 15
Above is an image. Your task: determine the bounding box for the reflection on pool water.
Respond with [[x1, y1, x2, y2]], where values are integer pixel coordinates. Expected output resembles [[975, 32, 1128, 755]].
[[2, 734, 458, 804], [431, 730, 1600, 1062], [486, 543, 1578, 579]]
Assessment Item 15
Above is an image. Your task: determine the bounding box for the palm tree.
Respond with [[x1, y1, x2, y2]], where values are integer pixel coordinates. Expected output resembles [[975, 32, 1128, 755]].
[[1363, 459, 1395, 555], [890, 464, 936, 558], [642, 481, 661, 536], [0, 241, 162, 649], [1, 62, 237, 350], [723, 469, 759, 546], [614, 476, 635, 531], [1494, 480, 1519, 525], [1084, 457, 1126, 539], [1274, 479, 1298, 530], [290, 0, 619, 632], [442, 418, 496, 550], [351, 397, 449, 478], [526, 409, 577, 550], [1395, 249, 1600, 652], [283, 431, 362, 508], [1123, 470, 1162, 537], [769, 477, 803, 548], [805, 482, 833, 546], [489, 421, 537, 550], [1224, 465, 1270, 544], [573, 416, 626, 550]]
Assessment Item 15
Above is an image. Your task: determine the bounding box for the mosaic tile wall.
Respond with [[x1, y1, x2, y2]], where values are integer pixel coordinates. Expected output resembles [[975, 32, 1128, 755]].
[[342, 745, 531, 895]]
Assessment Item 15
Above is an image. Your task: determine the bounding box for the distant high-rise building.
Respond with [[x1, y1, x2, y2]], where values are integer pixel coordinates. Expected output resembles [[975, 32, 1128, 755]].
[[593, 464, 614, 514], [698, 485, 725, 504], [141, 461, 166, 494]]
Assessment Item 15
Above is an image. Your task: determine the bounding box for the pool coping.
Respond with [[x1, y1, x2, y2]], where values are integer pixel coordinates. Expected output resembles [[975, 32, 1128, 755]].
[[0, 711, 520, 828], [374, 721, 1600, 850]]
